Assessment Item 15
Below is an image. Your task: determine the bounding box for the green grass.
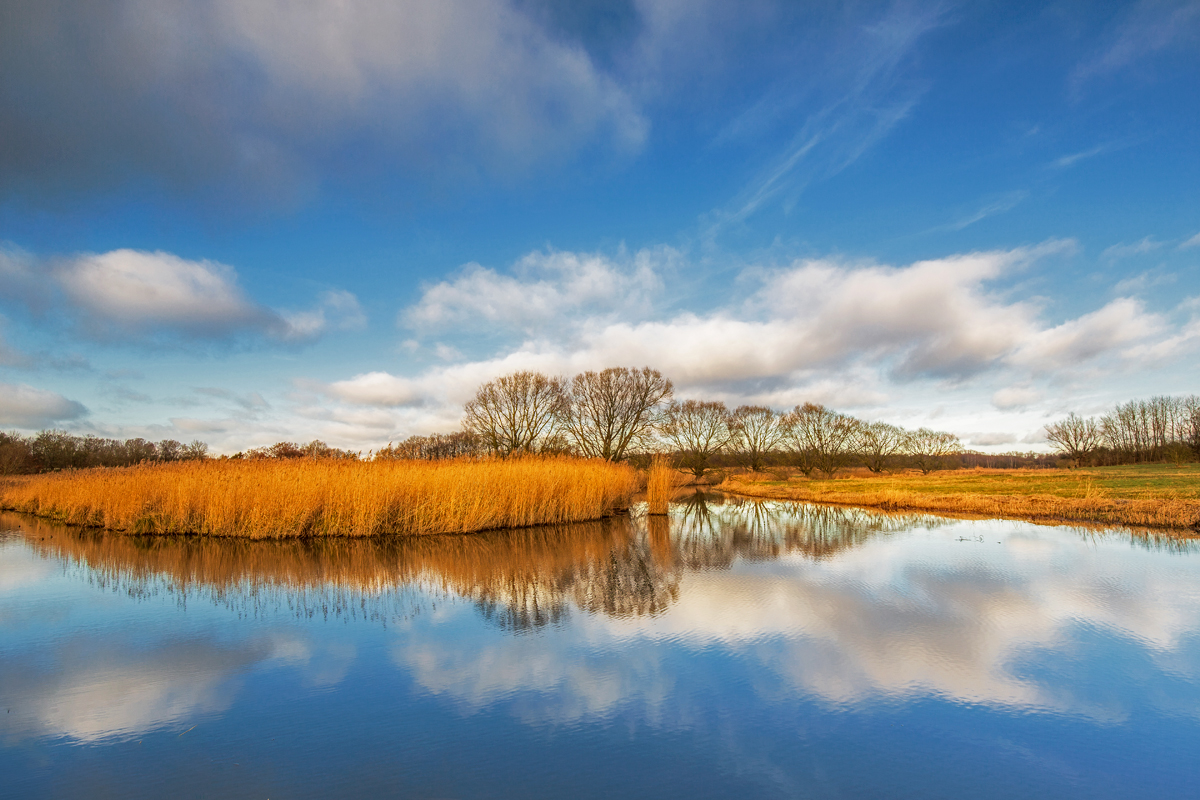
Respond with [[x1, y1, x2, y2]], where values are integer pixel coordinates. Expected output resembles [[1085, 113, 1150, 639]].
[[721, 464, 1200, 531], [746, 464, 1200, 499]]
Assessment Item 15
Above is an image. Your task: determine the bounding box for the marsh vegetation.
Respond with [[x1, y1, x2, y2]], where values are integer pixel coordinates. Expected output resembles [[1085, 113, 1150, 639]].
[[0, 456, 637, 537], [3, 366, 1198, 536], [722, 463, 1200, 531]]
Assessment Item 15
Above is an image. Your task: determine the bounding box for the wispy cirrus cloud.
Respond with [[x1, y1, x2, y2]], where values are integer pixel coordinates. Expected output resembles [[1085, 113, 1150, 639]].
[[707, 3, 951, 234], [1101, 236, 1165, 261], [1072, 0, 1200, 91]]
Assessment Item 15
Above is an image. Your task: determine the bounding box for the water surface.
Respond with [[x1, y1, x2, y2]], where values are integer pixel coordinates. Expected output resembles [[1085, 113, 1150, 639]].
[[2, 494, 1199, 798]]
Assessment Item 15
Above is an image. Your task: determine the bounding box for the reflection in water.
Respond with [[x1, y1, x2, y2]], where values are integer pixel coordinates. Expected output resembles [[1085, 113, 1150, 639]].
[[6, 497, 1194, 630], [3, 500, 1200, 798], [3, 497, 946, 631]]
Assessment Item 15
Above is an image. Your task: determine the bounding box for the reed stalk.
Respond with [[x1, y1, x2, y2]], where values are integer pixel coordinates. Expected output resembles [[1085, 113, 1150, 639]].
[[646, 455, 680, 515], [0, 456, 638, 538]]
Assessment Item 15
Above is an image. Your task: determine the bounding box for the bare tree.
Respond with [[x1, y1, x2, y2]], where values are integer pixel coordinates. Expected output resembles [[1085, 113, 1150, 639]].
[[1044, 413, 1102, 465], [855, 421, 908, 473], [729, 405, 785, 471], [659, 400, 733, 478], [463, 371, 566, 456], [782, 403, 860, 477], [560, 367, 673, 461], [905, 428, 961, 474]]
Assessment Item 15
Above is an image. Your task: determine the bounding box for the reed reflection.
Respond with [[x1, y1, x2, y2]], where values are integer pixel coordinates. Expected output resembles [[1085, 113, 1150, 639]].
[[5, 497, 895, 629], [7, 497, 1193, 632]]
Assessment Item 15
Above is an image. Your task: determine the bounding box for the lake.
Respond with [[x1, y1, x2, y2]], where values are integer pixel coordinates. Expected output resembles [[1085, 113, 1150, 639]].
[[2, 493, 1199, 799]]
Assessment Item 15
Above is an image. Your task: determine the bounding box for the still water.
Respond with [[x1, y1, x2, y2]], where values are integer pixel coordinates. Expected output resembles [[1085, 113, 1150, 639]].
[[2, 493, 1199, 799]]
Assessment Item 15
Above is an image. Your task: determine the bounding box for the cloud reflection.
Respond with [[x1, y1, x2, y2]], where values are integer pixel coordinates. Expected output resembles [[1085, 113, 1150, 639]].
[[4, 500, 1199, 740]]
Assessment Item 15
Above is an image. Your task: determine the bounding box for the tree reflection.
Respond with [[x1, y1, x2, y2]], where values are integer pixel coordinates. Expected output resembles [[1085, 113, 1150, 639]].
[[6, 498, 1190, 633]]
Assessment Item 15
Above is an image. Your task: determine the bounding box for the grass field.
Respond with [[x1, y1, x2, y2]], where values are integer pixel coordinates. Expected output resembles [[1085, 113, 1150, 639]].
[[0, 456, 638, 538], [720, 464, 1200, 531]]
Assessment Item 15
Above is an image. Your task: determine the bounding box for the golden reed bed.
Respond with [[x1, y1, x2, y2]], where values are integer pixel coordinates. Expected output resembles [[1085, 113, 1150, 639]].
[[720, 475, 1200, 531], [0, 456, 639, 538]]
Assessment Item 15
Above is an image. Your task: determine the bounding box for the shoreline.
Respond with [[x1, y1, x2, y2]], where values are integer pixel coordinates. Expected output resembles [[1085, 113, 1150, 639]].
[[717, 472, 1200, 533]]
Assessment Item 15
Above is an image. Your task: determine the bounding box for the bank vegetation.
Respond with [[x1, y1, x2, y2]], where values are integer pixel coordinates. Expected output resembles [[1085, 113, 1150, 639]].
[[0, 456, 637, 538]]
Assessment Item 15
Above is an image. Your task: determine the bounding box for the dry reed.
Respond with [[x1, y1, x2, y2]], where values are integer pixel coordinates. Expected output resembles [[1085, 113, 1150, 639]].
[[0, 456, 639, 538], [720, 473, 1200, 531], [646, 455, 681, 515]]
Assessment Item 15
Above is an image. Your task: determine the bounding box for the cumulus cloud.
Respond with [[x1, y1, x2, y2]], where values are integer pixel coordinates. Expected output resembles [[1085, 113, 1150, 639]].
[[56, 249, 272, 338], [0, 244, 362, 345], [300, 239, 1200, 445], [0, 383, 87, 428], [403, 247, 670, 333], [324, 372, 423, 408], [1007, 297, 1166, 372], [0, 0, 646, 205]]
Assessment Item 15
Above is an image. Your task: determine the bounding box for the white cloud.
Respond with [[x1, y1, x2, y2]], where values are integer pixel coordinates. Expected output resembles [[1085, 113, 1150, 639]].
[[325, 372, 423, 408], [1, 243, 363, 345], [1007, 297, 1166, 372], [396, 240, 1075, 394], [991, 386, 1042, 410], [56, 249, 271, 337], [964, 431, 1019, 446], [0, 383, 87, 428], [297, 239, 1200, 444], [404, 247, 670, 333], [1179, 232, 1200, 250], [279, 289, 367, 341]]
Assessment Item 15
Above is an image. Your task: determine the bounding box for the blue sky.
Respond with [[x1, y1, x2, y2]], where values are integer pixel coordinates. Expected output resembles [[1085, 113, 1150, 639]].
[[1, 0, 1198, 453]]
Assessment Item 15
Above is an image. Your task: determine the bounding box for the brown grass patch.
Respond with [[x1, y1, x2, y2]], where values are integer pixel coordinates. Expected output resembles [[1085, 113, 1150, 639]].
[[646, 455, 684, 515], [0, 456, 638, 538], [720, 467, 1200, 531]]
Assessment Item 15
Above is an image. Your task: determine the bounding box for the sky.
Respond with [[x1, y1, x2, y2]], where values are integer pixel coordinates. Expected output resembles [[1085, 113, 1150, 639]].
[[0, 0, 1197, 454]]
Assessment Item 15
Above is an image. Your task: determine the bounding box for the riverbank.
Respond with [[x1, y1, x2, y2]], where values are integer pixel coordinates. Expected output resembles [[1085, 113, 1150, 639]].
[[719, 464, 1200, 531], [0, 456, 638, 538]]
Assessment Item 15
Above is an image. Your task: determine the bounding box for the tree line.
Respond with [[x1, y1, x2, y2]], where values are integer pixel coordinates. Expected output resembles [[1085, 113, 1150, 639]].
[[447, 367, 966, 476], [0, 430, 209, 475], [13, 372, 1189, 477], [1045, 395, 1200, 466]]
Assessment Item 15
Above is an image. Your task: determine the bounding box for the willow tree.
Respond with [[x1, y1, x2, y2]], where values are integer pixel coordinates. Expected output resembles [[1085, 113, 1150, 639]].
[[782, 403, 860, 476], [463, 371, 566, 456], [730, 405, 785, 471], [1044, 413, 1101, 465], [659, 400, 733, 478], [855, 421, 909, 473], [905, 428, 962, 474], [560, 367, 673, 461]]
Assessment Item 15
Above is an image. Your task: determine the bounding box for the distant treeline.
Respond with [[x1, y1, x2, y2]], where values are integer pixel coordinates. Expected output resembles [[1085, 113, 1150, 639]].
[[1046, 395, 1200, 466], [442, 367, 974, 476], [7, 372, 1193, 477], [0, 430, 209, 475]]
